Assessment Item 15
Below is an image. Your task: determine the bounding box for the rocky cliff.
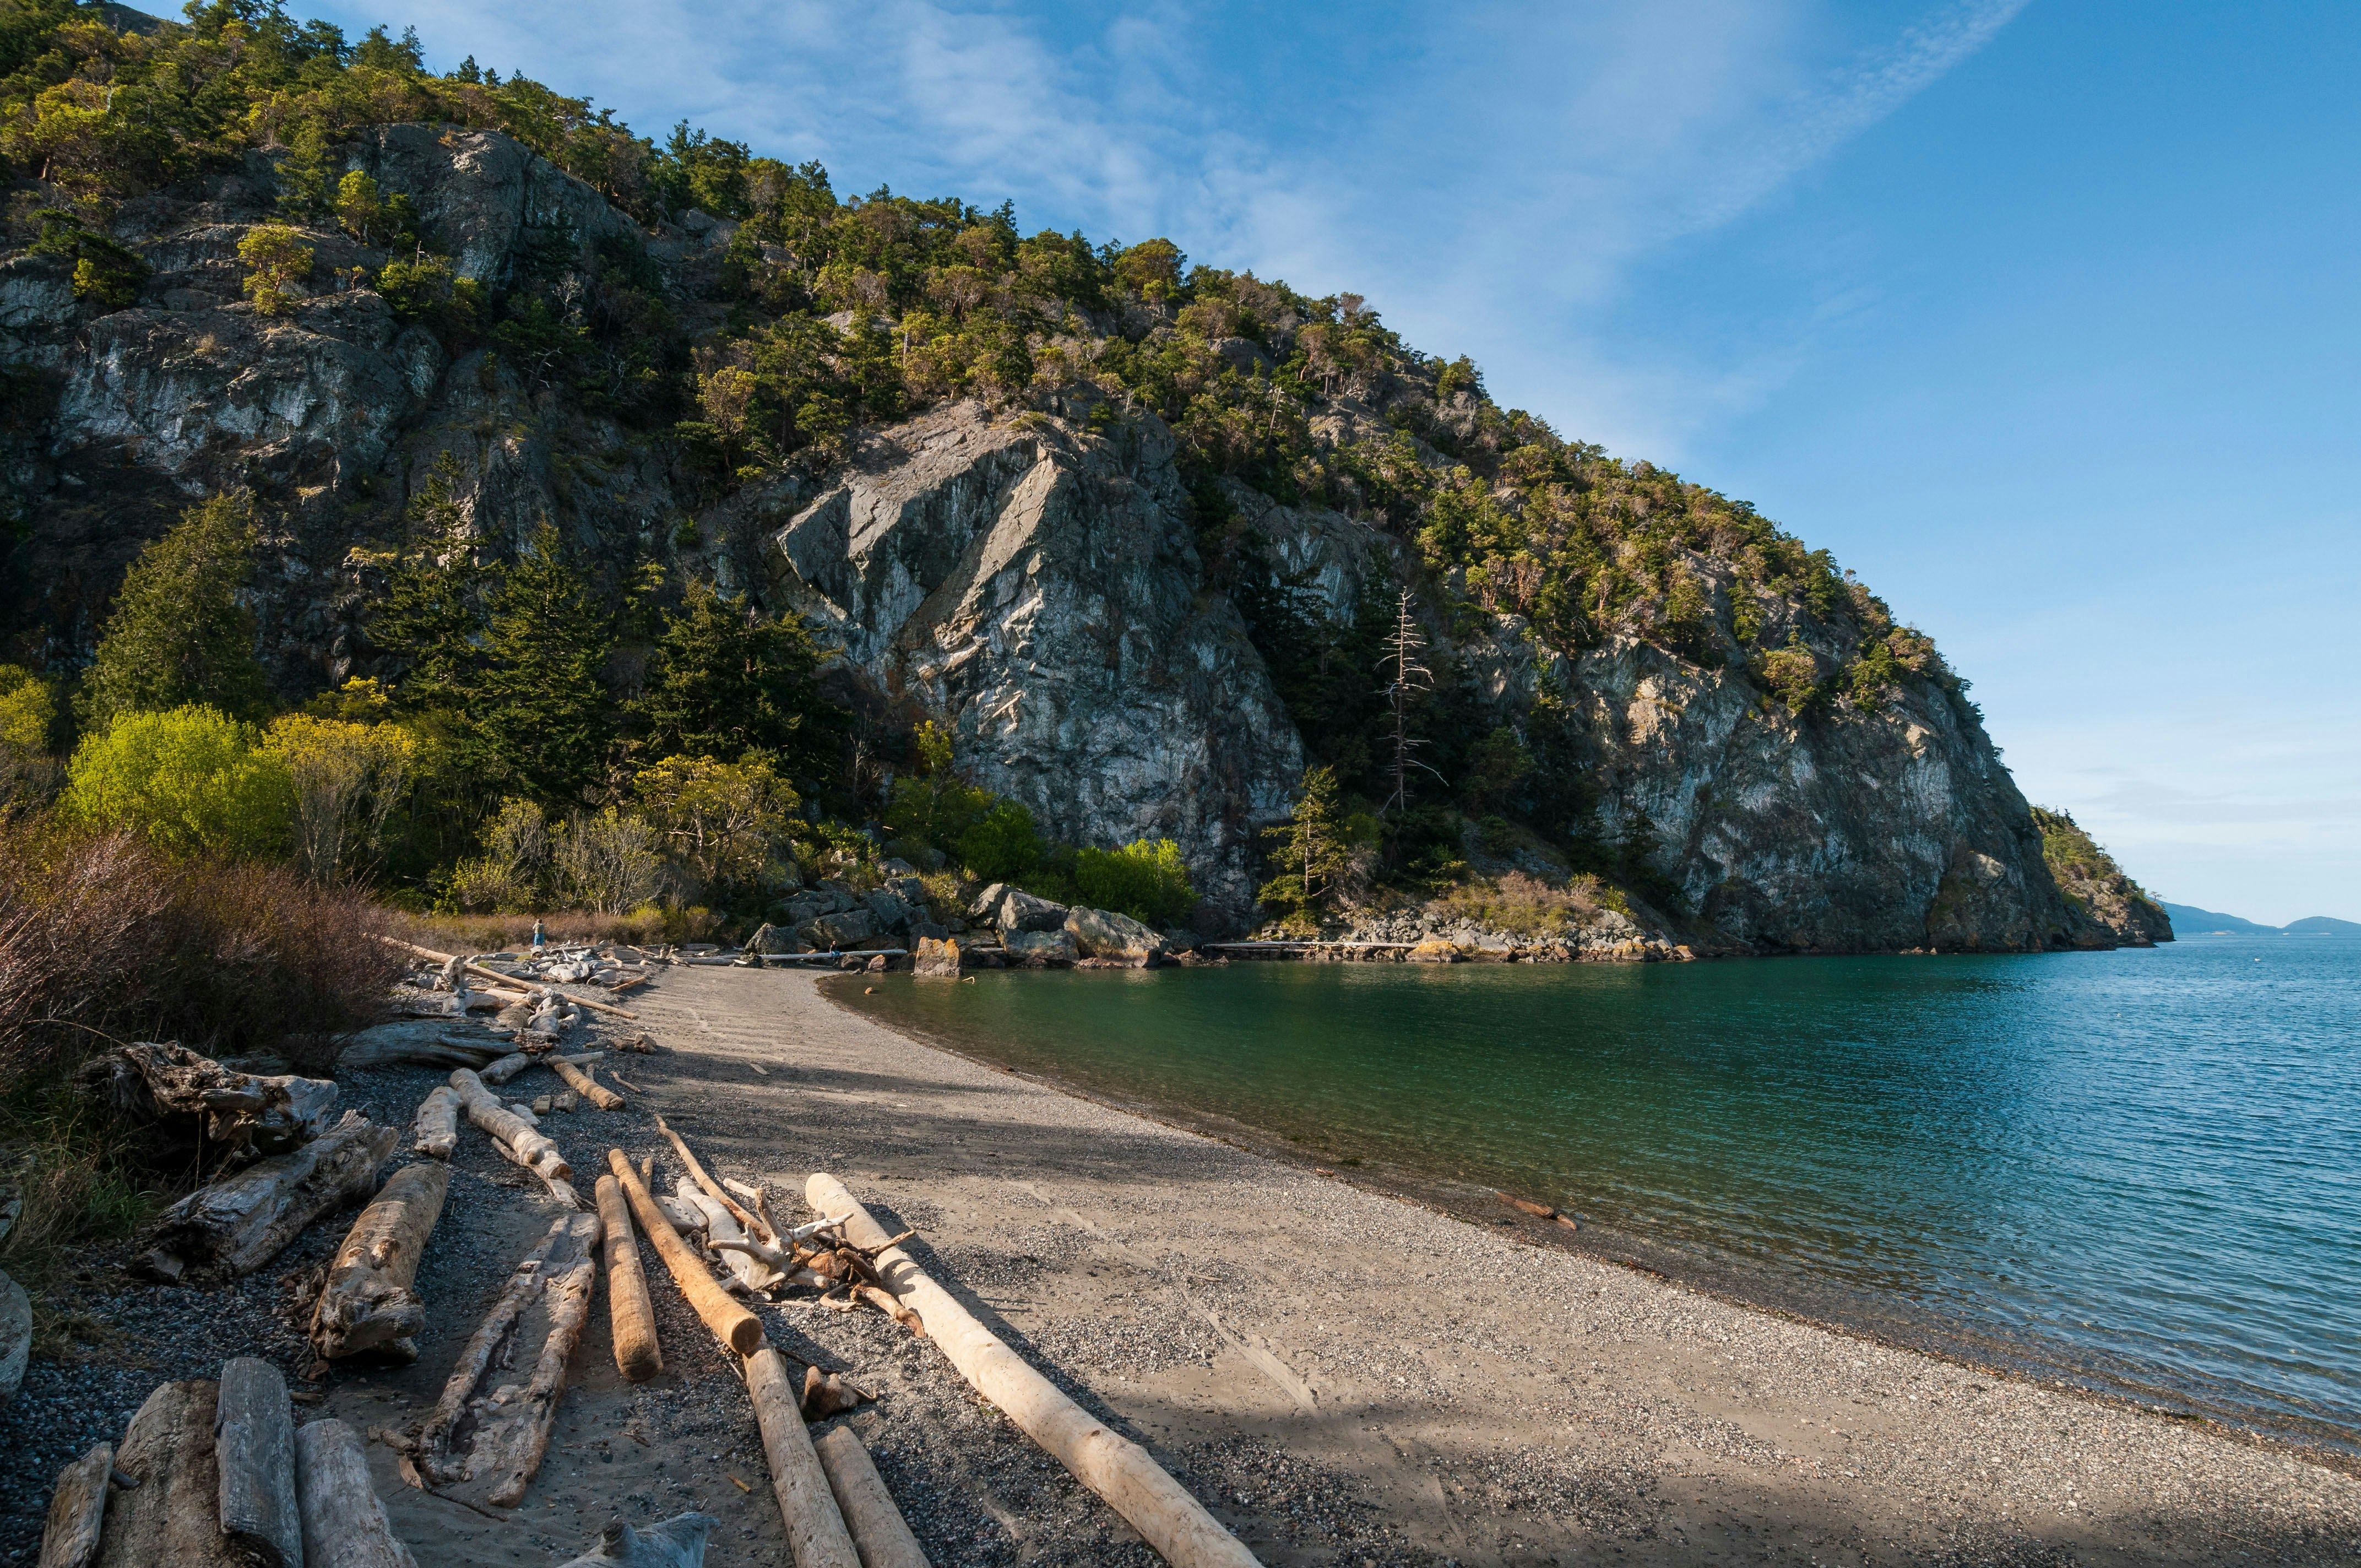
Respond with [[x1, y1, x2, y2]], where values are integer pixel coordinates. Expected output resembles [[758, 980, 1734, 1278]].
[[0, 69, 2136, 950]]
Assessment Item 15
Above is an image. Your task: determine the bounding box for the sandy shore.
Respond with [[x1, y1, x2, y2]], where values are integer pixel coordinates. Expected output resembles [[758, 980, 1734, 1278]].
[[12, 963, 2360, 1566]]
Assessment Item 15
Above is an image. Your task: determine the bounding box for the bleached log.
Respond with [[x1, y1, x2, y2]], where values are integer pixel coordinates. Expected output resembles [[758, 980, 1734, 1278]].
[[594, 1174, 662, 1382], [676, 1184, 780, 1294], [448, 1069, 570, 1178], [37, 1441, 110, 1568], [464, 960, 638, 1019], [742, 1347, 860, 1568], [78, 1043, 339, 1162], [485, 1124, 584, 1210], [557, 1511, 715, 1567], [94, 1380, 238, 1568], [656, 1195, 706, 1235], [813, 1425, 930, 1568], [551, 1055, 623, 1110], [412, 1086, 461, 1159], [414, 1212, 599, 1500], [294, 1419, 418, 1568], [708, 1238, 829, 1292], [652, 1115, 769, 1241], [605, 1150, 761, 1356], [480, 1050, 604, 1086], [137, 1113, 397, 1283], [215, 1357, 300, 1567], [312, 1163, 451, 1361], [807, 1172, 1260, 1568]]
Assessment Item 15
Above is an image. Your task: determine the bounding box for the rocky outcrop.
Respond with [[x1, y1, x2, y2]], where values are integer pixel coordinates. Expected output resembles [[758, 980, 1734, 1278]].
[[2032, 807, 2173, 947]]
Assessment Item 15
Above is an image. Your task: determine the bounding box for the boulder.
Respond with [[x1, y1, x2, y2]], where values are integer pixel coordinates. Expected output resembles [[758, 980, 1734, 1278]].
[[1408, 937, 1464, 963], [772, 892, 833, 927], [801, 909, 880, 949], [1065, 907, 1166, 965], [969, 882, 1008, 920], [1004, 929, 1078, 966], [864, 890, 914, 931], [888, 875, 929, 906], [878, 857, 920, 877], [909, 920, 949, 945], [913, 936, 962, 978], [998, 889, 1069, 933], [747, 923, 803, 955]]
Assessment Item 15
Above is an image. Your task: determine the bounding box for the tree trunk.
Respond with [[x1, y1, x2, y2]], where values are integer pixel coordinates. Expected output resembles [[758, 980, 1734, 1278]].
[[37, 1441, 110, 1568], [311, 1163, 451, 1361], [136, 1113, 398, 1283], [806, 1173, 1260, 1568], [95, 1380, 240, 1568], [215, 1357, 301, 1567], [742, 1347, 860, 1568], [447, 1070, 569, 1176], [813, 1425, 930, 1568], [594, 1175, 662, 1382], [551, 1056, 623, 1110], [604, 1151, 761, 1356], [294, 1419, 418, 1568], [412, 1086, 460, 1159]]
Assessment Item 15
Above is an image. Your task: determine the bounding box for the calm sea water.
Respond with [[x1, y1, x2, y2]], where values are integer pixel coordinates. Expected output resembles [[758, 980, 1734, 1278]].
[[840, 937, 2361, 1452]]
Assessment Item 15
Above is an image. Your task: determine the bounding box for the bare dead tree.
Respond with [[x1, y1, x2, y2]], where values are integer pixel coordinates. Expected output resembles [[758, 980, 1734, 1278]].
[[1378, 590, 1442, 817]]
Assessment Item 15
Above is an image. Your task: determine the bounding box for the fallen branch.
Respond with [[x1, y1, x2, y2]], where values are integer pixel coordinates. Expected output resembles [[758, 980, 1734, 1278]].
[[136, 1114, 397, 1283], [311, 1164, 451, 1361], [551, 1056, 622, 1111], [707, 1238, 828, 1291], [485, 1125, 584, 1211], [594, 1174, 662, 1383], [676, 1184, 779, 1295], [294, 1419, 419, 1567], [651, 1115, 768, 1241], [741, 1347, 860, 1568], [448, 1068, 577, 1206], [605, 1150, 762, 1356], [807, 1173, 1261, 1568], [216, 1357, 301, 1568], [813, 1425, 929, 1568]]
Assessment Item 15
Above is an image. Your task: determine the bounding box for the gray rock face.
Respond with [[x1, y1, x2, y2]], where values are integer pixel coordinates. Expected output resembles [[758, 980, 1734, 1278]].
[[995, 889, 1068, 934], [801, 909, 878, 949], [1004, 928, 1078, 965], [1064, 906, 1165, 964]]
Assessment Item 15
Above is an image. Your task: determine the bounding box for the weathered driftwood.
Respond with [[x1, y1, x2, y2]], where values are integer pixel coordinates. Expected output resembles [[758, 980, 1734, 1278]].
[[340, 1021, 509, 1071], [676, 1184, 780, 1295], [800, 1364, 862, 1419], [807, 1173, 1261, 1568], [551, 1055, 623, 1111], [137, 1113, 397, 1283], [557, 1511, 716, 1567], [311, 1163, 451, 1361], [449, 1068, 576, 1196], [413, 1085, 461, 1159], [655, 1194, 706, 1235], [414, 1213, 600, 1504], [813, 1425, 931, 1568], [37, 1441, 110, 1568], [78, 1043, 339, 1164], [707, 1237, 829, 1292], [594, 1174, 662, 1382], [742, 1347, 861, 1568], [479, 1050, 605, 1087], [0, 1267, 28, 1403], [605, 1151, 761, 1356], [95, 1380, 239, 1568], [651, 1115, 768, 1241], [466, 960, 638, 1019], [484, 1121, 584, 1211], [295, 1418, 418, 1567], [215, 1357, 300, 1567]]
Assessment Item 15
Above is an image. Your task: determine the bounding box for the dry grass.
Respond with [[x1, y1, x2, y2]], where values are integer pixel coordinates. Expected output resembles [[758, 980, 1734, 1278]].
[[380, 903, 725, 954], [1435, 871, 1618, 938]]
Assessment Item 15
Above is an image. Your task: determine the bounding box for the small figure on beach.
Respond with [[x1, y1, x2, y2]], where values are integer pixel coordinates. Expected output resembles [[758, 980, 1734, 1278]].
[[532, 918, 546, 952]]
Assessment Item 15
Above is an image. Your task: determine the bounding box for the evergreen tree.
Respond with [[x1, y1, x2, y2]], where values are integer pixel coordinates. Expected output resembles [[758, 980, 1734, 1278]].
[[473, 523, 614, 803], [633, 579, 841, 779], [372, 457, 489, 711], [1259, 764, 1353, 915], [80, 496, 272, 725]]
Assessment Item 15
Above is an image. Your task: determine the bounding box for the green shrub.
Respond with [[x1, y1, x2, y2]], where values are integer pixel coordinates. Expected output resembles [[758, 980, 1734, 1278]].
[[956, 800, 1041, 884], [1072, 838, 1195, 926], [62, 706, 290, 859]]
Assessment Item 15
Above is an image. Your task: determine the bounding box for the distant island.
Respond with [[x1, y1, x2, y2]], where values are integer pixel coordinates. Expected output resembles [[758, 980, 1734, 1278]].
[[2161, 904, 2361, 937]]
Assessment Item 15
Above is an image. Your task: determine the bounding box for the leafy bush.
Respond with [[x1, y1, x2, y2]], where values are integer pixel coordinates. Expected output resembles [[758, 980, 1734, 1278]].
[[263, 714, 420, 885], [1072, 839, 1195, 926], [0, 665, 58, 808], [554, 806, 663, 913], [956, 800, 1041, 884], [62, 707, 291, 860], [1437, 871, 1614, 937], [633, 753, 795, 899]]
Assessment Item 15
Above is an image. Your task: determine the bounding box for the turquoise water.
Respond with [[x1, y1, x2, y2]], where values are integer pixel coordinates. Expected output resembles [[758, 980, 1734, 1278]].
[[840, 937, 2361, 1451]]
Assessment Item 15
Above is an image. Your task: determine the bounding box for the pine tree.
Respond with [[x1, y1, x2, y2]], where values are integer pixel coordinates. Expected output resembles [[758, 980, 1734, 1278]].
[[473, 523, 615, 803], [372, 456, 489, 711], [1260, 764, 1353, 915], [632, 579, 842, 779], [80, 495, 272, 725]]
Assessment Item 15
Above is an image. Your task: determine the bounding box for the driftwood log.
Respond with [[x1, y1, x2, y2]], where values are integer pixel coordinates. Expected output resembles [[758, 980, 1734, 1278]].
[[78, 1043, 339, 1164], [1, 1266, 28, 1403], [742, 1347, 860, 1568], [594, 1174, 663, 1382], [813, 1425, 930, 1568], [412, 1212, 601, 1504], [605, 1151, 761, 1355], [557, 1511, 717, 1567], [807, 1173, 1261, 1568], [551, 1055, 623, 1110], [216, 1357, 300, 1567], [412, 1086, 461, 1159], [652, 1115, 769, 1240], [95, 1380, 239, 1568], [675, 1184, 780, 1295], [37, 1441, 110, 1568], [340, 1021, 509, 1072], [136, 1114, 397, 1283], [295, 1418, 419, 1567], [311, 1163, 451, 1361], [449, 1068, 580, 1207]]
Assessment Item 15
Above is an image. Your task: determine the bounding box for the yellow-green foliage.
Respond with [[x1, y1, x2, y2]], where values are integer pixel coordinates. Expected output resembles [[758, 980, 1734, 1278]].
[[1073, 839, 1195, 927], [62, 706, 291, 859], [1437, 871, 1618, 937], [238, 223, 313, 314], [633, 753, 795, 894], [262, 713, 420, 884], [0, 666, 57, 804]]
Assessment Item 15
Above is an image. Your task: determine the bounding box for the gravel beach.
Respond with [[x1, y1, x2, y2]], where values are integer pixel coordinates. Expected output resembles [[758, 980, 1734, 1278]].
[[7, 962, 2358, 1566]]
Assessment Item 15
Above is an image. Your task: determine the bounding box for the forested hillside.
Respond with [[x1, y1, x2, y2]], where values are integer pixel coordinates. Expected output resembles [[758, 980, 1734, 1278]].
[[0, 0, 2152, 950]]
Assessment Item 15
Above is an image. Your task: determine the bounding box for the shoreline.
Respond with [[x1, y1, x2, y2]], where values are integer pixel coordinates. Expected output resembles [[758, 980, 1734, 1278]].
[[819, 971, 2361, 1473]]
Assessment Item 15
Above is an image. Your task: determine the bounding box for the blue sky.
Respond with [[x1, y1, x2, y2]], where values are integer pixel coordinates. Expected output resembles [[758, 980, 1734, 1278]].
[[314, 0, 2360, 924]]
